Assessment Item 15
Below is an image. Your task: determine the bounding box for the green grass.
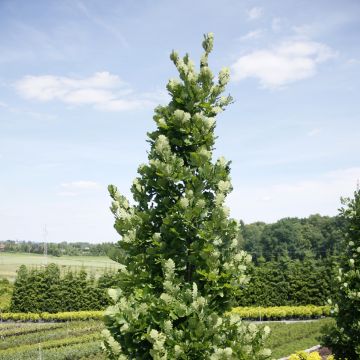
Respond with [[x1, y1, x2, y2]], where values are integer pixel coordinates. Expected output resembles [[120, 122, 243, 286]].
[[0, 252, 120, 281], [0, 318, 333, 359], [265, 318, 334, 358]]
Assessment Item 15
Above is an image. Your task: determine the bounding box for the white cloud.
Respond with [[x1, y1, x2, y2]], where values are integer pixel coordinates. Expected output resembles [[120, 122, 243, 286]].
[[61, 181, 100, 190], [57, 181, 101, 197], [247, 7, 263, 20], [227, 167, 360, 223], [232, 40, 336, 88], [307, 128, 322, 137], [15, 72, 156, 111], [240, 29, 264, 41]]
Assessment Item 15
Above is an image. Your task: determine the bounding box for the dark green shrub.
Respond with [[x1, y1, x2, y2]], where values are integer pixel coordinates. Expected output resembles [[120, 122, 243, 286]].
[[10, 264, 119, 313]]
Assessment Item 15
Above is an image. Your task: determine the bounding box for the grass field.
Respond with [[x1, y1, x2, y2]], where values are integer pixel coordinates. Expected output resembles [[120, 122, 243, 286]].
[[265, 318, 334, 358], [0, 318, 333, 359], [0, 253, 120, 281]]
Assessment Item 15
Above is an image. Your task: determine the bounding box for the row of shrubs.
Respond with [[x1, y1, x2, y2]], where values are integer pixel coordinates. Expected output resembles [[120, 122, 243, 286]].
[[0, 333, 101, 359], [0, 341, 104, 360], [10, 264, 120, 313], [0, 311, 104, 322], [1, 305, 330, 322], [231, 305, 331, 320], [288, 351, 334, 360], [237, 257, 339, 306], [10, 258, 340, 313]]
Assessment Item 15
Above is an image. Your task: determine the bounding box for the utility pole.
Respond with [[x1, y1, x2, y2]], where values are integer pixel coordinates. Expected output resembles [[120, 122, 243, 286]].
[[43, 225, 48, 265]]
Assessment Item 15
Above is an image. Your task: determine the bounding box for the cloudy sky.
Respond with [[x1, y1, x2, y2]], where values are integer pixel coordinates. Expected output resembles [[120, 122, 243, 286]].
[[1, 0, 359, 243]]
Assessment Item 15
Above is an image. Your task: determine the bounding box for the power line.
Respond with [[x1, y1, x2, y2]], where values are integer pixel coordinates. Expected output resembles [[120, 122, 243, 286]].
[[43, 225, 48, 265]]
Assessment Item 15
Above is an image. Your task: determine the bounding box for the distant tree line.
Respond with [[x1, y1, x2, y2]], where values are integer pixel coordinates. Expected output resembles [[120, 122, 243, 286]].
[[10, 264, 120, 313], [1, 214, 345, 261], [1, 240, 121, 258], [239, 214, 346, 262]]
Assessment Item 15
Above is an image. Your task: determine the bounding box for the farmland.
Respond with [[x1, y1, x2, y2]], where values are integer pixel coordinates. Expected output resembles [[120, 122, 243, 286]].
[[0, 253, 120, 281], [0, 318, 333, 359]]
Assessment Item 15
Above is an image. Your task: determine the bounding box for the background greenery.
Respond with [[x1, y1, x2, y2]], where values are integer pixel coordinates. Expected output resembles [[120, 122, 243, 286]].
[[240, 214, 345, 262], [2, 214, 345, 310]]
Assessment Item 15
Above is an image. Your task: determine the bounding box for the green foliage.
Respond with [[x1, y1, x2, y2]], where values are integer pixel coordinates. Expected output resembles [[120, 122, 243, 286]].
[[10, 263, 120, 313], [1, 305, 328, 322], [231, 305, 330, 320], [103, 34, 271, 359], [0, 278, 13, 311], [322, 189, 360, 358], [1, 310, 103, 321], [240, 215, 346, 262], [238, 257, 338, 306]]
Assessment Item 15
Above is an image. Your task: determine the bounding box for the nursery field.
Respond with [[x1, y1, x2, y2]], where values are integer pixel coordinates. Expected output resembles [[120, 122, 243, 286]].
[[0, 318, 333, 359], [0, 253, 120, 281], [265, 318, 334, 358], [0, 320, 105, 360]]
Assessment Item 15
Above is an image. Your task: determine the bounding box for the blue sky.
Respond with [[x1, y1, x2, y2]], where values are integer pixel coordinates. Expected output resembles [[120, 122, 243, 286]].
[[0, 0, 359, 243]]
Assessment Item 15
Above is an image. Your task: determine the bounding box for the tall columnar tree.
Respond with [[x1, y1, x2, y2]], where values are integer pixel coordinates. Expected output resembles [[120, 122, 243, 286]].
[[102, 34, 271, 360], [323, 188, 360, 358]]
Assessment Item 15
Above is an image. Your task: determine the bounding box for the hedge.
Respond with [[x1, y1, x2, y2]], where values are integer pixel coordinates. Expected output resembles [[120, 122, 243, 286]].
[[1, 306, 330, 322], [0, 310, 104, 322], [231, 305, 331, 320], [10, 264, 120, 313], [237, 258, 339, 307]]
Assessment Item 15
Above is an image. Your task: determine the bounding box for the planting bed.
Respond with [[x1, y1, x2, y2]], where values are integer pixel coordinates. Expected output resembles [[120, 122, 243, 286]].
[[0, 320, 105, 360], [0, 316, 334, 359]]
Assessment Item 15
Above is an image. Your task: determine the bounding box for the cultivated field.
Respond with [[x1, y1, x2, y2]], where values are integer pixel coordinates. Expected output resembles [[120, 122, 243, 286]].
[[0, 320, 105, 360], [0, 253, 120, 281], [0, 318, 333, 359], [265, 318, 334, 358]]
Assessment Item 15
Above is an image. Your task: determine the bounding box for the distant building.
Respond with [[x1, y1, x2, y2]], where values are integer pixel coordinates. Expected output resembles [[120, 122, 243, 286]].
[[0, 243, 5, 252]]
